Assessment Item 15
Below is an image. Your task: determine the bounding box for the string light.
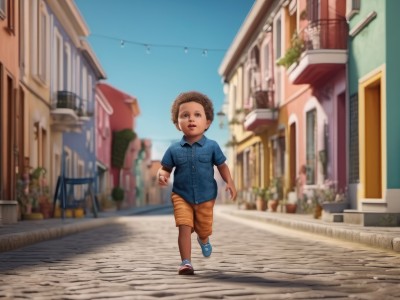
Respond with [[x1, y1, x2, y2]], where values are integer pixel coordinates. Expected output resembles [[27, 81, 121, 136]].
[[90, 33, 226, 56]]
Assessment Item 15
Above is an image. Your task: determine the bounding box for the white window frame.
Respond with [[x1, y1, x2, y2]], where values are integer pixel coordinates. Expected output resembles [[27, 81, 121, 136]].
[[63, 147, 72, 177], [64, 43, 72, 91], [54, 29, 63, 95]]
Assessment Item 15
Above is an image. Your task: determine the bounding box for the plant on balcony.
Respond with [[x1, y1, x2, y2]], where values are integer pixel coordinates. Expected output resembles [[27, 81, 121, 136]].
[[277, 32, 304, 69]]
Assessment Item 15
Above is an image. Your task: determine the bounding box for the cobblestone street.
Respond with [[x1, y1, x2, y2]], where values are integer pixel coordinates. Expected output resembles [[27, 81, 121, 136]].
[[1, 209, 400, 299]]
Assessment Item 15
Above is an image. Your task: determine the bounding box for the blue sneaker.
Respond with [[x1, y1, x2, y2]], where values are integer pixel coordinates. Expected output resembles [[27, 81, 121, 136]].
[[197, 236, 212, 257], [178, 259, 194, 275]]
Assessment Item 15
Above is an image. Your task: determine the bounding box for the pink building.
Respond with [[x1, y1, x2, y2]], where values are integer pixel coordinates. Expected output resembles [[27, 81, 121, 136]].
[[97, 83, 140, 208]]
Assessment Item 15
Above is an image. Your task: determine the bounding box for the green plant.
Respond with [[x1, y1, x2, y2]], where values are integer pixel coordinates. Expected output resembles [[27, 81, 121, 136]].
[[112, 129, 137, 168], [111, 186, 125, 202], [16, 167, 50, 214], [277, 32, 304, 69]]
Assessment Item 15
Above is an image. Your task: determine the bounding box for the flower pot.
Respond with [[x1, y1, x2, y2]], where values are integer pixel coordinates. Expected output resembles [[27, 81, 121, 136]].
[[268, 199, 279, 212], [313, 204, 322, 219], [256, 197, 267, 211], [285, 203, 297, 213]]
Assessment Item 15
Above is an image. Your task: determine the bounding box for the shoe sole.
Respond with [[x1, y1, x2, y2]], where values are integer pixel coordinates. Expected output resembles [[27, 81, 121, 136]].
[[178, 266, 194, 275]]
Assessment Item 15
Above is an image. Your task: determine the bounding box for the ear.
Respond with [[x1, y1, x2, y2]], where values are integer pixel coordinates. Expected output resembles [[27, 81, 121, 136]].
[[205, 119, 211, 130]]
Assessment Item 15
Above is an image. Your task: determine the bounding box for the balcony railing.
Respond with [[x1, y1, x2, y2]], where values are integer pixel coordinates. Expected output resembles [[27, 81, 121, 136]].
[[51, 91, 93, 130], [302, 18, 348, 51], [289, 18, 348, 85], [243, 89, 277, 133], [53, 91, 80, 112]]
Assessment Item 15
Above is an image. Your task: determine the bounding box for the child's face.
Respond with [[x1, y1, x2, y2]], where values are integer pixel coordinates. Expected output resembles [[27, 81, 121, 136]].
[[176, 101, 211, 139]]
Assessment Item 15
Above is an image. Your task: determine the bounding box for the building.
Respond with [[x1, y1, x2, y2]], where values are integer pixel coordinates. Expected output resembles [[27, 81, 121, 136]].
[[97, 82, 140, 208]]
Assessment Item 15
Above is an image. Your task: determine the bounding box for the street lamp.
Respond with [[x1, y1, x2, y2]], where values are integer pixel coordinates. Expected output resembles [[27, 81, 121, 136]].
[[217, 110, 226, 129]]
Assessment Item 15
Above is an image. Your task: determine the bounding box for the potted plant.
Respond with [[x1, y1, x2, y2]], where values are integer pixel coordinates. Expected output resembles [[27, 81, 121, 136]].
[[268, 177, 282, 212], [319, 181, 349, 213], [17, 166, 50, 220], [285, 191, 298, 214], [254, 187, 268, 211], [111, 186, 124, 210], [277, 32, 304, 69]]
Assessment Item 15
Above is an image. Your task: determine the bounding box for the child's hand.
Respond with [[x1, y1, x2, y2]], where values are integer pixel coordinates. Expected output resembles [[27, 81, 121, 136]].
[[225, 182, 237, 201], [157, 168, 170, 186]]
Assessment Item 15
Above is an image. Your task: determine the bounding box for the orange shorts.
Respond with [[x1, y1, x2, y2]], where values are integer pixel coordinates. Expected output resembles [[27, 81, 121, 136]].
[[171, 192, 215, 239]]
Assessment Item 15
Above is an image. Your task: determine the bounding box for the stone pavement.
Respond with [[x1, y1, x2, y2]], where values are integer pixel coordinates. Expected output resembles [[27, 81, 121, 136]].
[[1, 207, 400, 299], [1, 203, 400, 254]]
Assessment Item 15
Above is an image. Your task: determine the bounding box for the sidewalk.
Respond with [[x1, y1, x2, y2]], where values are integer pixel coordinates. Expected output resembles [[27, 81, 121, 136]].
[[1, 203, 400, 253], [0, 204, 172, 253], [215, 204, 400, 253]]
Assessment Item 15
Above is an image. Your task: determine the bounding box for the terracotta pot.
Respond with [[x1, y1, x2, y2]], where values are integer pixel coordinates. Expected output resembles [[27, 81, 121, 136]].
[[268, 199, 279, 212], [285, 203, 297, 213], [256, 197, 267, 211], [313, 204, 322, 219]]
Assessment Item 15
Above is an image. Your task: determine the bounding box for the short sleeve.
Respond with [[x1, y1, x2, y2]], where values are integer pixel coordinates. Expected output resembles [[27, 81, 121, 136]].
[[212, 142, 226, 166], [161, 146, 175, 169]]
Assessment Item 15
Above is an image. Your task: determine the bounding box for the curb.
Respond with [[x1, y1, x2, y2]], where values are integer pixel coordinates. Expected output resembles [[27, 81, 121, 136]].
[[0, 217, 121, 253], [0, 204, 172, 253], [219, 209, 400, 253]]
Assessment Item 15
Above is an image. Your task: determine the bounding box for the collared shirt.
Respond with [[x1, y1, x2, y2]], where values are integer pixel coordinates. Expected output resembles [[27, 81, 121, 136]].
[[161, 135, 226, 204]]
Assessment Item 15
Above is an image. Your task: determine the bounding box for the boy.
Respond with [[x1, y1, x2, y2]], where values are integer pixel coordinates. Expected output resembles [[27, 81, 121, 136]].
[[158, 91, 236, 275]]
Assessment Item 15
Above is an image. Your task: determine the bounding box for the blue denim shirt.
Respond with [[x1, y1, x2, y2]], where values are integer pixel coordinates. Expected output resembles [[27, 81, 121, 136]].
[[161, 135, 226, 204]]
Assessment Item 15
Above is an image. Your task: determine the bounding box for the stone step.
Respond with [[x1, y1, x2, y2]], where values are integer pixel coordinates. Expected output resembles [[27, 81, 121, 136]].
[[343, 209, 400, 226]]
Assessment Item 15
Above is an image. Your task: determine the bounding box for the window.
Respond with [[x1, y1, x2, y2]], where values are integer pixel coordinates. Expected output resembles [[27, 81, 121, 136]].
[[63, 147, 72, 177], [37, 2, 49, 83], [272, 135, 285, 178], [275, 16, 282, 59], [6, 0, 15, 32], [306, 109, 317, 184], [0, 0, 6, 19], [262, 42, 270, 83], [54, 30, 63, 93], [64, 43, 72, 91], [307, 0, 320, 23], [349, 93, 359, 183]]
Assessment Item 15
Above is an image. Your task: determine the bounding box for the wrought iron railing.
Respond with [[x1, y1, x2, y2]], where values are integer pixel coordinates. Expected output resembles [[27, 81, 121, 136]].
[[301, 18, 348, 51], [54, 91, 94, 118]]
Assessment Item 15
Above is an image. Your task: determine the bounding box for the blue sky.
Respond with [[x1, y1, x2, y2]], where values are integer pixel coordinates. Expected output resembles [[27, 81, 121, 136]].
[[75, 0, 255, 160]]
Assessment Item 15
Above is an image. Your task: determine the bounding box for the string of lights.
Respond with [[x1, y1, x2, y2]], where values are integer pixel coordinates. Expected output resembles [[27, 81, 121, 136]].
[[89, 33, 227, 56]]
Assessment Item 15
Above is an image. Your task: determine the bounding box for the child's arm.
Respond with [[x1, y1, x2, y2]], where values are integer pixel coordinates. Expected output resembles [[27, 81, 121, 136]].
[[217, 163, 237, 201], [157, 166, 172, 186]]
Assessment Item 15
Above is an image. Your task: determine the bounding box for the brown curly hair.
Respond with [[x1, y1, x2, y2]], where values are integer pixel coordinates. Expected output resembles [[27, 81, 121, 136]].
[[171, 91, 214, 126]]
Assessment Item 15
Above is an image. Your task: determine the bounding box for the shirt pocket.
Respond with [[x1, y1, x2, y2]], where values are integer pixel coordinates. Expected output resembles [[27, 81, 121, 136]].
[[176, 155, 188, 165], [198, 154, 212, 163]]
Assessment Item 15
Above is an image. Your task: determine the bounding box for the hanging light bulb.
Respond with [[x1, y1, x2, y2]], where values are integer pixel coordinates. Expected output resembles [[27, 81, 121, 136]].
[[120, 40, 125, 48], [202, 49, 208, 57], [145, 45, 151, 54], [184, 47, 188, 54]]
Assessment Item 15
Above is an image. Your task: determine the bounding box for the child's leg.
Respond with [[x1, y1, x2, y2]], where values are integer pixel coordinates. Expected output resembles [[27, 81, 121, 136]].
[[178, 225, 192, 261], [194, 200, 215, 243], [171, 193, 195, 260]]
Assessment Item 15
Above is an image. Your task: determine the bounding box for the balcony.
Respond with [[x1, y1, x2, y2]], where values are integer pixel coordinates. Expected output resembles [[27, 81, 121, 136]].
[[288, 19, 348, 85], [243, 90, 277, 133], [51, 91, 90, 131]]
